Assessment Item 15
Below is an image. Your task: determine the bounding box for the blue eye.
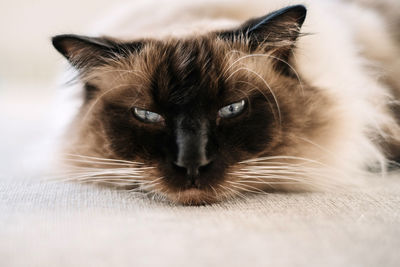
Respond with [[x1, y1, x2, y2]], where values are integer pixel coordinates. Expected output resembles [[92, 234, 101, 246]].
[[133, 107, 164, 123], [218, 100, 246, 118]]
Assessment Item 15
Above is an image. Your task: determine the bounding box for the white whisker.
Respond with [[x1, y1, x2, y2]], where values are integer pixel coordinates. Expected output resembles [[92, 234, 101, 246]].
[[64, 153, 144, 165], [226, 67, 282, 126]]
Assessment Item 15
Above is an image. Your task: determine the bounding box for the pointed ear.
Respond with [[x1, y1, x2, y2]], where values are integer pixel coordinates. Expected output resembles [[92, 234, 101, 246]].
[[52, 34, 142, 71], [218, 5, 307, 73]]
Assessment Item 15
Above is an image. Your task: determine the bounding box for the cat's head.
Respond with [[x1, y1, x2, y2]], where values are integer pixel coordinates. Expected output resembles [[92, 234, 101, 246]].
[[52, 5, 335, 204]]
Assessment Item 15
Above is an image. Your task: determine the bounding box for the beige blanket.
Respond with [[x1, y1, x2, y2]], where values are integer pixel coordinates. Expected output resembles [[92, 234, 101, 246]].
[[1, 173, 399, 267]]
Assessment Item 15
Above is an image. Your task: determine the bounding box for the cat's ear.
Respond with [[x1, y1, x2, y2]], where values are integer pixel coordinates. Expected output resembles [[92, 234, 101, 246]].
[[52, 34, 142, 71], [218, 5, 307, 73]]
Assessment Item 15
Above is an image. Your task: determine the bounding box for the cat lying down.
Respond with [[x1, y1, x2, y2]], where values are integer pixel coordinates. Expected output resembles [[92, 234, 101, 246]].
[[51, 0, 400, 204]]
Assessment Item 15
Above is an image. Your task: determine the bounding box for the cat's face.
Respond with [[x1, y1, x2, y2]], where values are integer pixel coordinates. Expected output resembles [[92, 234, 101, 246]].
[[53, 5, 334, 204]]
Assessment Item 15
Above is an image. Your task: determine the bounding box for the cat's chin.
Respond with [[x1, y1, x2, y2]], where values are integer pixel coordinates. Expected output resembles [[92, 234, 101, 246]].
[[167, 188, 219, 205]]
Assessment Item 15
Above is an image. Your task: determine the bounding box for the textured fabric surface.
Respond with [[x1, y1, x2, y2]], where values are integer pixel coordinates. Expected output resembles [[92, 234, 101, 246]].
[[1, 173, 400, 267], [2, 8, 400, 266]]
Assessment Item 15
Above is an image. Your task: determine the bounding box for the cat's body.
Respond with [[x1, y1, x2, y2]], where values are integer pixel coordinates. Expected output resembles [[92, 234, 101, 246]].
[[52, 0, 400, 204]]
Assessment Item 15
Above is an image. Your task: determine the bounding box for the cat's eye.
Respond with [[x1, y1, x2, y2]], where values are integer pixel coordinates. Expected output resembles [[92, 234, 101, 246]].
[[218, 100, 246, 118], [133, 107, 164, 123]]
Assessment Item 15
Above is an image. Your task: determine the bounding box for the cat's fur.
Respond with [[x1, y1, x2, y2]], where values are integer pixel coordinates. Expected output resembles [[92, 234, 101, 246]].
[[52, 0, 400, 204]]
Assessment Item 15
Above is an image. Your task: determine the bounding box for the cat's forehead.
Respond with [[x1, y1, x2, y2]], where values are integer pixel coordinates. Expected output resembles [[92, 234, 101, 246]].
[[102, 37, 272, 110], [145, 38, 225, 107]]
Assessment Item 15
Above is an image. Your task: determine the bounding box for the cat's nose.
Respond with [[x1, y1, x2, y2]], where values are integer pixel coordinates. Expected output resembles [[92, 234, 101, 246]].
[[173, 159, 213, 177], [174, 116, 213, 177]]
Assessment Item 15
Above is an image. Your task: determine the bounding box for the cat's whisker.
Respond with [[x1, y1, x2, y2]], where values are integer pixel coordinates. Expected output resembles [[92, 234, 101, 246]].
[[238, 174, 336, 186], [227, 181, 269, 195], [237, 155, 347, 174], [56, 168, 150, 176], [238, 155, 325, 164], [62, 161, 144, 169], [219, 184, 247, 200], [232, 168, 332, 176], [233, 166, 340, 179], [229, 159, 351, 190], [63, 153, 145, 165], [57, 177, 149, 184], [54, 169, 151, 179], [232, 173, 343, 191], [233, 167, 310, 173], [240, 155, 372, 180], [45, 165, 154, 182], [209, 185, 220, 199], [58, 170, 147, 177], [233, 180, 302, 185], [63, 158, 147, 168], [138, 181, 162, 191], [74, 175, 150, 181]]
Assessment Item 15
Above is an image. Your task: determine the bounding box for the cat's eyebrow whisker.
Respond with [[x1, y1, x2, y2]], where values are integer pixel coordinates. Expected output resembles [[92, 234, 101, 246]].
[[233, 80, 265, 116], [222, 53, 305, 97], [79, 82, 139, 123], [82, 67, 149, 84], [226, 67, 282, 126], [218, 49, 244, 80], [234, 53, 305, 96]]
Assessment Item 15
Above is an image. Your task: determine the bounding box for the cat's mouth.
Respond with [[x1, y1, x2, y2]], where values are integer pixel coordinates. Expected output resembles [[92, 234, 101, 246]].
[[166, 188, 218, 205]]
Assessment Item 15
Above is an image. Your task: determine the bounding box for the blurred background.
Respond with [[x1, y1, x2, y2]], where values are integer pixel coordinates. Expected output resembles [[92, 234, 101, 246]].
[[0, 0, 129, 172]]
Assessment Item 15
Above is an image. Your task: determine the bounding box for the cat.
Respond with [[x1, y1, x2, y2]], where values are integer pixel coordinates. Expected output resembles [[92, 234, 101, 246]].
[[51, 0, 400, 205]]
